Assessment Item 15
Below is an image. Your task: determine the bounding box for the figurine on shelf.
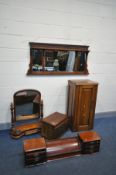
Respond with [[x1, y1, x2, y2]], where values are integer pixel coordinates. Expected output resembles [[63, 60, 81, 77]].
[[53, 59, 59, 71], [32, 64, 39, 71]]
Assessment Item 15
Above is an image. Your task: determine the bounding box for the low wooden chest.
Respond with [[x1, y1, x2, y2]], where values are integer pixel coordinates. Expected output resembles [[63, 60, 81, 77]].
[[41, 112, 68, 140]]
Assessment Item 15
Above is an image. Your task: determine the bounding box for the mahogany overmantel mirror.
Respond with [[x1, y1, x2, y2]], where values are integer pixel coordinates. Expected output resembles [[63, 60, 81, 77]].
[[27, 43, 89, 75]]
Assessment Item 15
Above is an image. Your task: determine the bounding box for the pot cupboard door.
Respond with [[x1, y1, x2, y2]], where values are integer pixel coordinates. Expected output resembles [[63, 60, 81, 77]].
[[76, 85, 97, 131]]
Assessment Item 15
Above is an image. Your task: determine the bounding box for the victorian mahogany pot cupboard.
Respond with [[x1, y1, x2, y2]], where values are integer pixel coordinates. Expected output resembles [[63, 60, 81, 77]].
[[67, 80, 98, 131]]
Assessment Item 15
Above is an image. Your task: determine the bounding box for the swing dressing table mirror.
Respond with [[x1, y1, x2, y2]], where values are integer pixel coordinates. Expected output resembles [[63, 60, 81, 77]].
[[10, 89, 43, 139]]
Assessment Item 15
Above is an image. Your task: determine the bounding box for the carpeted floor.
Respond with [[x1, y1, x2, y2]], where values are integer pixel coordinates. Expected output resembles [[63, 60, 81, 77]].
[[0, 115, 116, 175]]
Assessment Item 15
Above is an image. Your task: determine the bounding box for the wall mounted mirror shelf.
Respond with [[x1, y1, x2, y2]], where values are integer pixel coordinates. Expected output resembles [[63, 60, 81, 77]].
[[27, 43, 89, 75]]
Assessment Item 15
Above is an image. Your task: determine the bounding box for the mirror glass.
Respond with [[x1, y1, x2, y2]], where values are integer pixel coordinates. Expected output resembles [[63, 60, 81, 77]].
[[32, 49, 87, 72], [14, 90, 40, 121]]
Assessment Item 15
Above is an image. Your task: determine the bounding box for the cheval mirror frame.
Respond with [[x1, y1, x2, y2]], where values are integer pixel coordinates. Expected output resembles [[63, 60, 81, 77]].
[[10, 89, 43, 139], [27, 42, 89, 75]]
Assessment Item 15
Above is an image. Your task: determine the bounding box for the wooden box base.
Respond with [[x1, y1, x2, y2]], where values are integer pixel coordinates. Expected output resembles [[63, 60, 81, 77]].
[[10, 121, 42, 139]]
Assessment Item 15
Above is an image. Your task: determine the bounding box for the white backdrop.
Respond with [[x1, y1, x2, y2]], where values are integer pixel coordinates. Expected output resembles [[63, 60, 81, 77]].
[[0, 0, 116, 124]]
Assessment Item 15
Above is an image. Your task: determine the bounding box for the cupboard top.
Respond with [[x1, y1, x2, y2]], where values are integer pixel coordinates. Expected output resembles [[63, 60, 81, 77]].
[[68, 79, 98, 86]]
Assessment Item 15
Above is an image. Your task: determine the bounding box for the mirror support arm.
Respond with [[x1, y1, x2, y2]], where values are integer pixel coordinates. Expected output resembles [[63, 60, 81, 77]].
[[40, 99, 43, 119], [10, 103, 15, 128]]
